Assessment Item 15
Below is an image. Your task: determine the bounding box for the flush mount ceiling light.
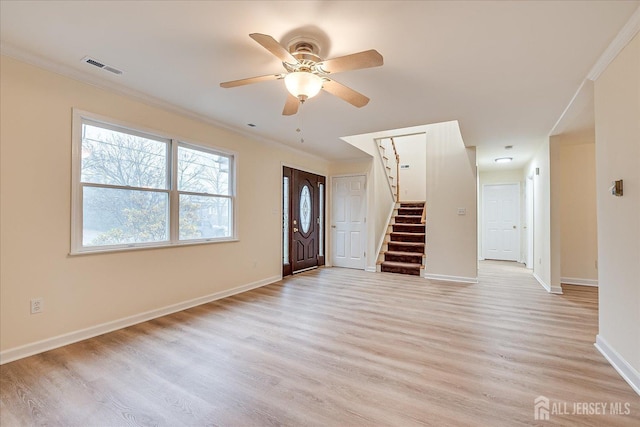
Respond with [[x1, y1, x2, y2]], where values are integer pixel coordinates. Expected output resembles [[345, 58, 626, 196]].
[[284, 71, 323, 102], [495, 157, 513, 163]]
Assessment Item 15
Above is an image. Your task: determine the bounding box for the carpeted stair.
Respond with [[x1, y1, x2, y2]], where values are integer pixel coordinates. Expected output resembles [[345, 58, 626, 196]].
[[381, 202, 425, 276]]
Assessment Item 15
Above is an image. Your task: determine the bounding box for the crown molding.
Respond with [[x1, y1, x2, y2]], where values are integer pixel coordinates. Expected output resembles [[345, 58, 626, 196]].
[[549, 6, 639, 137], [587, 5, 640, 81], [0, 42, 330, 164]]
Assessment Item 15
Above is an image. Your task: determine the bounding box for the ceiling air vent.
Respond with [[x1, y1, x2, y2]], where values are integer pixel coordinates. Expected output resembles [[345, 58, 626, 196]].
[[81, 56, 123, 75]]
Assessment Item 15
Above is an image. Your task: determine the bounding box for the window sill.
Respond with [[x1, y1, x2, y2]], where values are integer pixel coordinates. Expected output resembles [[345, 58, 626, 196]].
[[69, 237, 239, 256]]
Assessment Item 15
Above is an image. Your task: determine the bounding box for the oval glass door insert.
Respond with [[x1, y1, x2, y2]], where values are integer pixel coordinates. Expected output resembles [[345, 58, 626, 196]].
[[300, 185, 312, 233]]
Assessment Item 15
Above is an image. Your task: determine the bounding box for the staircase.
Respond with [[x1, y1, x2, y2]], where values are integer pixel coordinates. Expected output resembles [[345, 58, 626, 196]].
[[380, 202, 426, 276]]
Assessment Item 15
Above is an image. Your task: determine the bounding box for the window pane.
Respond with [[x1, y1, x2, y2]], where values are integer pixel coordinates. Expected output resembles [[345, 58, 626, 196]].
[[319, 183, 324, 257], [81, 123, 168, 189], [179, 195, 231, 240], [178, 145, 230, 195], [300, 185, 312, 233], [83, 186, 168, 246], [283, 177, 289, 264]]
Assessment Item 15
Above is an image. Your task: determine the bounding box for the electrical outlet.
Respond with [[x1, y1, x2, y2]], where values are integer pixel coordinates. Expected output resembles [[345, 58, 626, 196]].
[[30, 298, 43, 314]]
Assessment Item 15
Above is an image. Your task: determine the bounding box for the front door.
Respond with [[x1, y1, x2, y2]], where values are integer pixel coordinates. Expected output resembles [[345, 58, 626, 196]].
[[283, 167, 326, 276]]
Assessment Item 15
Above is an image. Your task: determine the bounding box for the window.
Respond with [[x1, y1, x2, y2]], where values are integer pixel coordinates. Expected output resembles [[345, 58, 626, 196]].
[[72, 112, 236, 254]]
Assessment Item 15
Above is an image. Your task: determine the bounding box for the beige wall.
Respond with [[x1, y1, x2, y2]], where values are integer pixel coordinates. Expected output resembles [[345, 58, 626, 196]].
[[0, 56, 330, 354], [525, 139, 561, 292], [371, 154, 396, 270], [594, 32, 640, 381], [425, 121, 478, 281], [549, 136, 562, 293], [558, 141, 598, 284], [394, 134, 427, 201], [478, 169, 525, 262], [329, 160, 370, 176]]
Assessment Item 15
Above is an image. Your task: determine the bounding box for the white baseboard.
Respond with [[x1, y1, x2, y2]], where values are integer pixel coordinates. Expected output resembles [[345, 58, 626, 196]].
[[595, 335, 640, 396], [423, 273, 478, 284], [0, 275, 281, 365], [533, 272, 563, 294], [365, 266, 378, 273], [561, 277, 598, 287]]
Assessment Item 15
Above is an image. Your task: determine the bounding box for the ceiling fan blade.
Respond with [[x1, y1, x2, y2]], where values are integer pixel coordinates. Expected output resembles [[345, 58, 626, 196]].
[[249, 33, 298, 64], [282, 93, 300, 116], [317, 49, 383, 74], [220, 74, 282, 88], [322, 79, 370, 108]]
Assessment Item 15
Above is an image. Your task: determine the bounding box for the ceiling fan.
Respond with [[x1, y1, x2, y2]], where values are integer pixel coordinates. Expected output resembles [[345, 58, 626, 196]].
[[220, 33, 383, 115]]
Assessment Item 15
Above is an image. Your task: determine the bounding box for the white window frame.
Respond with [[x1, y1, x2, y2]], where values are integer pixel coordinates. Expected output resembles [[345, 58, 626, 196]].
[[71, 109, 238, 254]]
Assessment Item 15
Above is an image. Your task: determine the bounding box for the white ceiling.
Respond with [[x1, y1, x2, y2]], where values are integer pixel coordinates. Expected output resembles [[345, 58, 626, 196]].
[[1, 1, 638, 170]]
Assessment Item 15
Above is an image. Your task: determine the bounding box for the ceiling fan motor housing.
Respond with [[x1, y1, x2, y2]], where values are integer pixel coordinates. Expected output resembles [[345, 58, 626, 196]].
[[286, 38, 323, 70]]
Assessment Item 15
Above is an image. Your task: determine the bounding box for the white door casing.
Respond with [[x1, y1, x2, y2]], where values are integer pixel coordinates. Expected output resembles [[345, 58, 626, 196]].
[[332, 175, 366, 269], [482, 183, 520, 261]]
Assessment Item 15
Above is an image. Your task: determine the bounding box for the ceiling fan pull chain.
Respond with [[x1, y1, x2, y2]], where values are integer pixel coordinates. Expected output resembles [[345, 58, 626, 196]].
[[297, 101, 305, 143]]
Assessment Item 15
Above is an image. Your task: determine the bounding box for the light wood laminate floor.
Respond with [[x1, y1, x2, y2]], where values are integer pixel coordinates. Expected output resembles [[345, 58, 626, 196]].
[[1, 261, 639, 426]]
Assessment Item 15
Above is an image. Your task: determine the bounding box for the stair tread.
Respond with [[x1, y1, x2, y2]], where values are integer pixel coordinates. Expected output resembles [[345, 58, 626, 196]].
[[385, 251, 424, 256], [391, 232, 426, 236], [389, 241, 425, 246], [381, 261, 422, 268]]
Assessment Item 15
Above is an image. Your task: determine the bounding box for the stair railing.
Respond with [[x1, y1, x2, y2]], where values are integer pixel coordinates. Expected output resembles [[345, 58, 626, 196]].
[[390, 137, 400, 201], [377, 137, 400, 201]]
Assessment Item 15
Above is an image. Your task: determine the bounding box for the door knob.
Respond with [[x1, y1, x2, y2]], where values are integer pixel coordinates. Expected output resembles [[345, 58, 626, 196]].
[[331, 225, 336, 228], [293, 227, 299, 232], [513, 225, 517, 229]]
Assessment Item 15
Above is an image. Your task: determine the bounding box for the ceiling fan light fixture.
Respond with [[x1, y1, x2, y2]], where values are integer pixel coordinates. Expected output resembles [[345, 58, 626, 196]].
[[284, 71, 323, 101]]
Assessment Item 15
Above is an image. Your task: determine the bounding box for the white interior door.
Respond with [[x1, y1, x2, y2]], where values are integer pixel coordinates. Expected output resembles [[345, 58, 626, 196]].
[[332, 175, 366, 269], [483, 183, 520, 261]]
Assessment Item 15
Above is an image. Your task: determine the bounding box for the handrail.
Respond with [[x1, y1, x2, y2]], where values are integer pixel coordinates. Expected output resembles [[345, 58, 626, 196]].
[[421, 204, 426, 224]]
